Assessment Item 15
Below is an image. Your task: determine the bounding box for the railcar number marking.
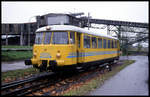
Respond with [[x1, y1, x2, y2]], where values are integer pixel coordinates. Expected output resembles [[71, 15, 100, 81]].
[[40, 53, 51, 58]]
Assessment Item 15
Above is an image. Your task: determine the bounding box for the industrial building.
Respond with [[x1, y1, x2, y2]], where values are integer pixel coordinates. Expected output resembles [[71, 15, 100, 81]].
[[2, 13, 87, 46], [2, 22, 37, 45], [36, 13, 87, 28]]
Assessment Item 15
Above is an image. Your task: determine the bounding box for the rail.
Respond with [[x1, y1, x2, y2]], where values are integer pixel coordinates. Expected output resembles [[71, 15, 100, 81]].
[[1, 72, 54, 96]]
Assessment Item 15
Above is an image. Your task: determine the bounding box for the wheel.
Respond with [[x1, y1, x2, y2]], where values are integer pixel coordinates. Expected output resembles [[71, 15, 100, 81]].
[[109, 65, 112, 71]]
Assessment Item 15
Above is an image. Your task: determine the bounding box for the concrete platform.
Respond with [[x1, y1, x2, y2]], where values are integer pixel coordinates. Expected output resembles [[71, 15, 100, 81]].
[[1, 60, 32, 72], [88, 56, 149, 96]]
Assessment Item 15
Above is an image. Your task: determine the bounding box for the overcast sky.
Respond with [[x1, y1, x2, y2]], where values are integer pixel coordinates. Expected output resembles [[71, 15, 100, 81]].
[[2, 1, 149, 23]]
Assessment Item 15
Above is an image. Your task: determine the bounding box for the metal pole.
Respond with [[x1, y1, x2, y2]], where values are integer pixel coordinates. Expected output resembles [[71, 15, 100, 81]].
[[6, 25, 8, 45], [107, 25, 110, 35], [88, 12, 90, 30], [20, 24, 23, 46], [28, 23, 30, 46], [36, 16, 40, 29], [118, 25, 121, 44], [6, 32, 8, 45]]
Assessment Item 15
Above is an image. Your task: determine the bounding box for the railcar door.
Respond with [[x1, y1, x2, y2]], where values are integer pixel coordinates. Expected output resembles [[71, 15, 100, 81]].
[[117, 40, 120, 57], [76, 32, 83, 64], [69, 31, 77, 65]]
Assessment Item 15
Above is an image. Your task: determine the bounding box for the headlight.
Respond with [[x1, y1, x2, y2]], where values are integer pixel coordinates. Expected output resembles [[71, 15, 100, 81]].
[[56, 53, 61, 58], [46, 26, 51, 30], [33, 53, 37, 58]]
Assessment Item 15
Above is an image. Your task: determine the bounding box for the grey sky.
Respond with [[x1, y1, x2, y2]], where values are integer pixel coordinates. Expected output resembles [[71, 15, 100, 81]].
[[2, 1, 148, 23]]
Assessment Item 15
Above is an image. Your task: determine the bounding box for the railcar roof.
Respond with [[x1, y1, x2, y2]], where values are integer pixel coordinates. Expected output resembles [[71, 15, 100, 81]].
[[36, 25, 118, 40]]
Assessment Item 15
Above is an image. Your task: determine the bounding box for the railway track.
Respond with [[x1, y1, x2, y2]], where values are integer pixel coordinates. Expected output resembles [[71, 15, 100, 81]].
[[1, 70, 79, 96], [1, 72, 55, 96], [30, 63, 117, 96]]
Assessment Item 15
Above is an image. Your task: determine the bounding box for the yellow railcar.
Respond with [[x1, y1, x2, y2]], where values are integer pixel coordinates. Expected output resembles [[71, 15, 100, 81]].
[[25, 25, 120, 72]]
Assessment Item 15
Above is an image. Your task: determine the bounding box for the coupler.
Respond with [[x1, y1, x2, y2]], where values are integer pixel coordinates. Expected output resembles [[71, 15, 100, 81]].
[[25, 59, 32, 65]]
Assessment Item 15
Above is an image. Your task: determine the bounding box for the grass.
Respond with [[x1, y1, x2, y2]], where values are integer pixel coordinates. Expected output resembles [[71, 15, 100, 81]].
[[63, 60, 135, 96], [2, 45, 32, 49], [2, 51, 32, 61], [2, 45, 33, 61], [1, 67, 39, 83]]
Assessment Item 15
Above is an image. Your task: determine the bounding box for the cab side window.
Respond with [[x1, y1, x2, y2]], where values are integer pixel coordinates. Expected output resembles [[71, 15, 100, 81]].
[[77, 33, 81, 48], [92, 37, 97, 48], [70, 32, 75, 44]]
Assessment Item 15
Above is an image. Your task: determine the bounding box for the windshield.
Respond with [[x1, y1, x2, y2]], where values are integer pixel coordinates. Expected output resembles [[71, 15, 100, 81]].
[[52, 32, 68, 44], [35, 31, 69, 44], [35, 32, 44, 44], [35, 32, 52, 44], [44, 32, 52, 44]]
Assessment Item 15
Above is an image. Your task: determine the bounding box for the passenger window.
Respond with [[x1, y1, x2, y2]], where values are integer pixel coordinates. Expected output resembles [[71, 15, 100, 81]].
[[114, 40, 116, 48], [84, 35, 90, 48], [110, 40, 111, 48], [103, 39, 107, 48], [108, 40, 111, 48], [115, 40, 117, 48], [112, 40, 114, 48], [92, 37, 97, 48], [70, 32, 75, 44], [117, 40, 119, 48], [98, 38, 102, 48]]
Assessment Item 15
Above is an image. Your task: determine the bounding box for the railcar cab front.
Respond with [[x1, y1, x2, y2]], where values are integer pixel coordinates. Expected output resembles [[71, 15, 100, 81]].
[[25, 26, 78, 72]]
